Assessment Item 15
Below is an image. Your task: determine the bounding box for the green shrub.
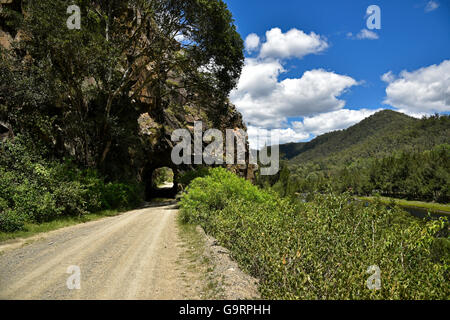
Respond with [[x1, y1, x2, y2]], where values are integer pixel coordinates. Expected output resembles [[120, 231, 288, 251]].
[[0, 209, 26, 232], [101, 182, 141, 209], [178, 167, 212, 187], [180, 168, 449, 299], [52, 180, 88, 217], [0, 135, 142, 232], [180, 167, 273, 223], [152, 167, 174, 187]]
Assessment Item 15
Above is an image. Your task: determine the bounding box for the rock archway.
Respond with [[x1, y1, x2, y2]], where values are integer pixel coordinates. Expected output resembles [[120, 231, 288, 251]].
[[143, 164, 179, 200]]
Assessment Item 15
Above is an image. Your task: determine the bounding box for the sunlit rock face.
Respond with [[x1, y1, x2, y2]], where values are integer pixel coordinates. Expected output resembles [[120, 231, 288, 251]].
[[136, 97, 254, 199]]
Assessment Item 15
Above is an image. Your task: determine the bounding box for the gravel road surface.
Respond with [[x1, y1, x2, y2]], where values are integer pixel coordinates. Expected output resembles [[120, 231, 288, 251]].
[[0, 203, 200, 300]]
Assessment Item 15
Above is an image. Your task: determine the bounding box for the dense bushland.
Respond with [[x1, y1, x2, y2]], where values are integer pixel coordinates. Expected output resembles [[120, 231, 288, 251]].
[[178, 167, 212, 188], [180, 168, 449, 299], [0, 0, 244, 172], [0, 136, 141, 232], [266, 112, 450, 204], [265, 144, 450, 203], [365, 144, 449, 202], [282, 111, 450, 166], [0, 0, 244, 233]]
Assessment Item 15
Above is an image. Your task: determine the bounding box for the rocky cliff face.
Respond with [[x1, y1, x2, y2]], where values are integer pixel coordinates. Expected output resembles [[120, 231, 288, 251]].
[[135, 87, 255, 199], [0, 0, 254, 199]]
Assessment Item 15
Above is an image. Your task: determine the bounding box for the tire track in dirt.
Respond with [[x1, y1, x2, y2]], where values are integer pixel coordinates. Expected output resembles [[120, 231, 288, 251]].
[[0, 204, 198, 299]]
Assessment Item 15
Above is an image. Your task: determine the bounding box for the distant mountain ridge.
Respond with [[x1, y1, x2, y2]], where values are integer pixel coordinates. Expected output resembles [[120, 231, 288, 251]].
[[277, 110, 449, 166]]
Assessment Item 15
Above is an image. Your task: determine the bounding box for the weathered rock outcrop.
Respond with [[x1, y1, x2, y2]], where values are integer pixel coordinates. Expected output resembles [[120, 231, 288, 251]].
[[1, 0, 255, 200], [135, 94, 254, 199]]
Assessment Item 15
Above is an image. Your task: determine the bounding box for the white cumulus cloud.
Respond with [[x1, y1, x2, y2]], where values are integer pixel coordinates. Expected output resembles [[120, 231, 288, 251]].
[[230, 60, 359, 128], [292, 108, 380, 136], [383, 60, 450, 115], [230, 27, 369, 147], [245, 33, 260, 53], [259, 28, 328, 60], [247, 126, 310, 150], [247, 109, 380, 149], [232, 58, 284, 100]]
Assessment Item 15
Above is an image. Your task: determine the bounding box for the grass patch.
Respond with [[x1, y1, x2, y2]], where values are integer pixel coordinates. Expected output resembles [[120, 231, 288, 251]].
[[176, 215, 224, 299], [359, 196, 450, 214], [0, 209, 123, 243]]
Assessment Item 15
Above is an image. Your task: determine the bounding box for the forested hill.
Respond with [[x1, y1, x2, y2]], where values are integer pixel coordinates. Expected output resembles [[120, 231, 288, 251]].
[[278, 110, 450, 166]]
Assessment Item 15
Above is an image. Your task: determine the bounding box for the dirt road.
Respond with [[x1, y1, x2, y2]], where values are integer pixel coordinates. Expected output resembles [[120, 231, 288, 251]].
[[0, 203, 205, 300]]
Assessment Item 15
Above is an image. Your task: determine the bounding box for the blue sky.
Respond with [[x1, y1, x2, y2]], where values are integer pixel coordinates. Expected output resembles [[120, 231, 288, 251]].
[[223, 0, 450, 147]]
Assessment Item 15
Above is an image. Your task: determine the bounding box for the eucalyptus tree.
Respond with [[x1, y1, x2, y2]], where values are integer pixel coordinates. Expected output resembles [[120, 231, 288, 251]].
[[0, 0, 244, 168]]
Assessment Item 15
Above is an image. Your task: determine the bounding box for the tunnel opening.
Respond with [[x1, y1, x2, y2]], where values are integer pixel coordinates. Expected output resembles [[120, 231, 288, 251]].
[[144, 166, 178, 200]]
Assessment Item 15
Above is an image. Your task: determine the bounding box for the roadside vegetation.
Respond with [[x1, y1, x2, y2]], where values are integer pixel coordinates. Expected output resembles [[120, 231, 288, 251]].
[[176, 217, 225, 299], [0, 209, 122, 243], [263, 143, 449, 205], [180, 168, 449, 299], [267, 113, 449, 204], [0, 0, 244, 235], [0, 135, 141, 233], [358, 196, 450, 215]]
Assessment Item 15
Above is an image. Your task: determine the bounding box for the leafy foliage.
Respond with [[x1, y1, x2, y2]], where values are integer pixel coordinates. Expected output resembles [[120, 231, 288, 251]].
[[280, 111, 449, 166], [0, 0, 244, 231], [262, 112, 450, 203], [0, 0, 244, 173], [265, 144, 450, 203], [178, 167, 212, 187], [181, 168, 449, 299], [152, 167, 174, 187], [0, 135, 141, 232]]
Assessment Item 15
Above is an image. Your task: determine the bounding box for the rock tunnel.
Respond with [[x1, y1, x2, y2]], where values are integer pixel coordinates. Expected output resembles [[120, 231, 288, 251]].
[[143, 164, 179, 201]]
